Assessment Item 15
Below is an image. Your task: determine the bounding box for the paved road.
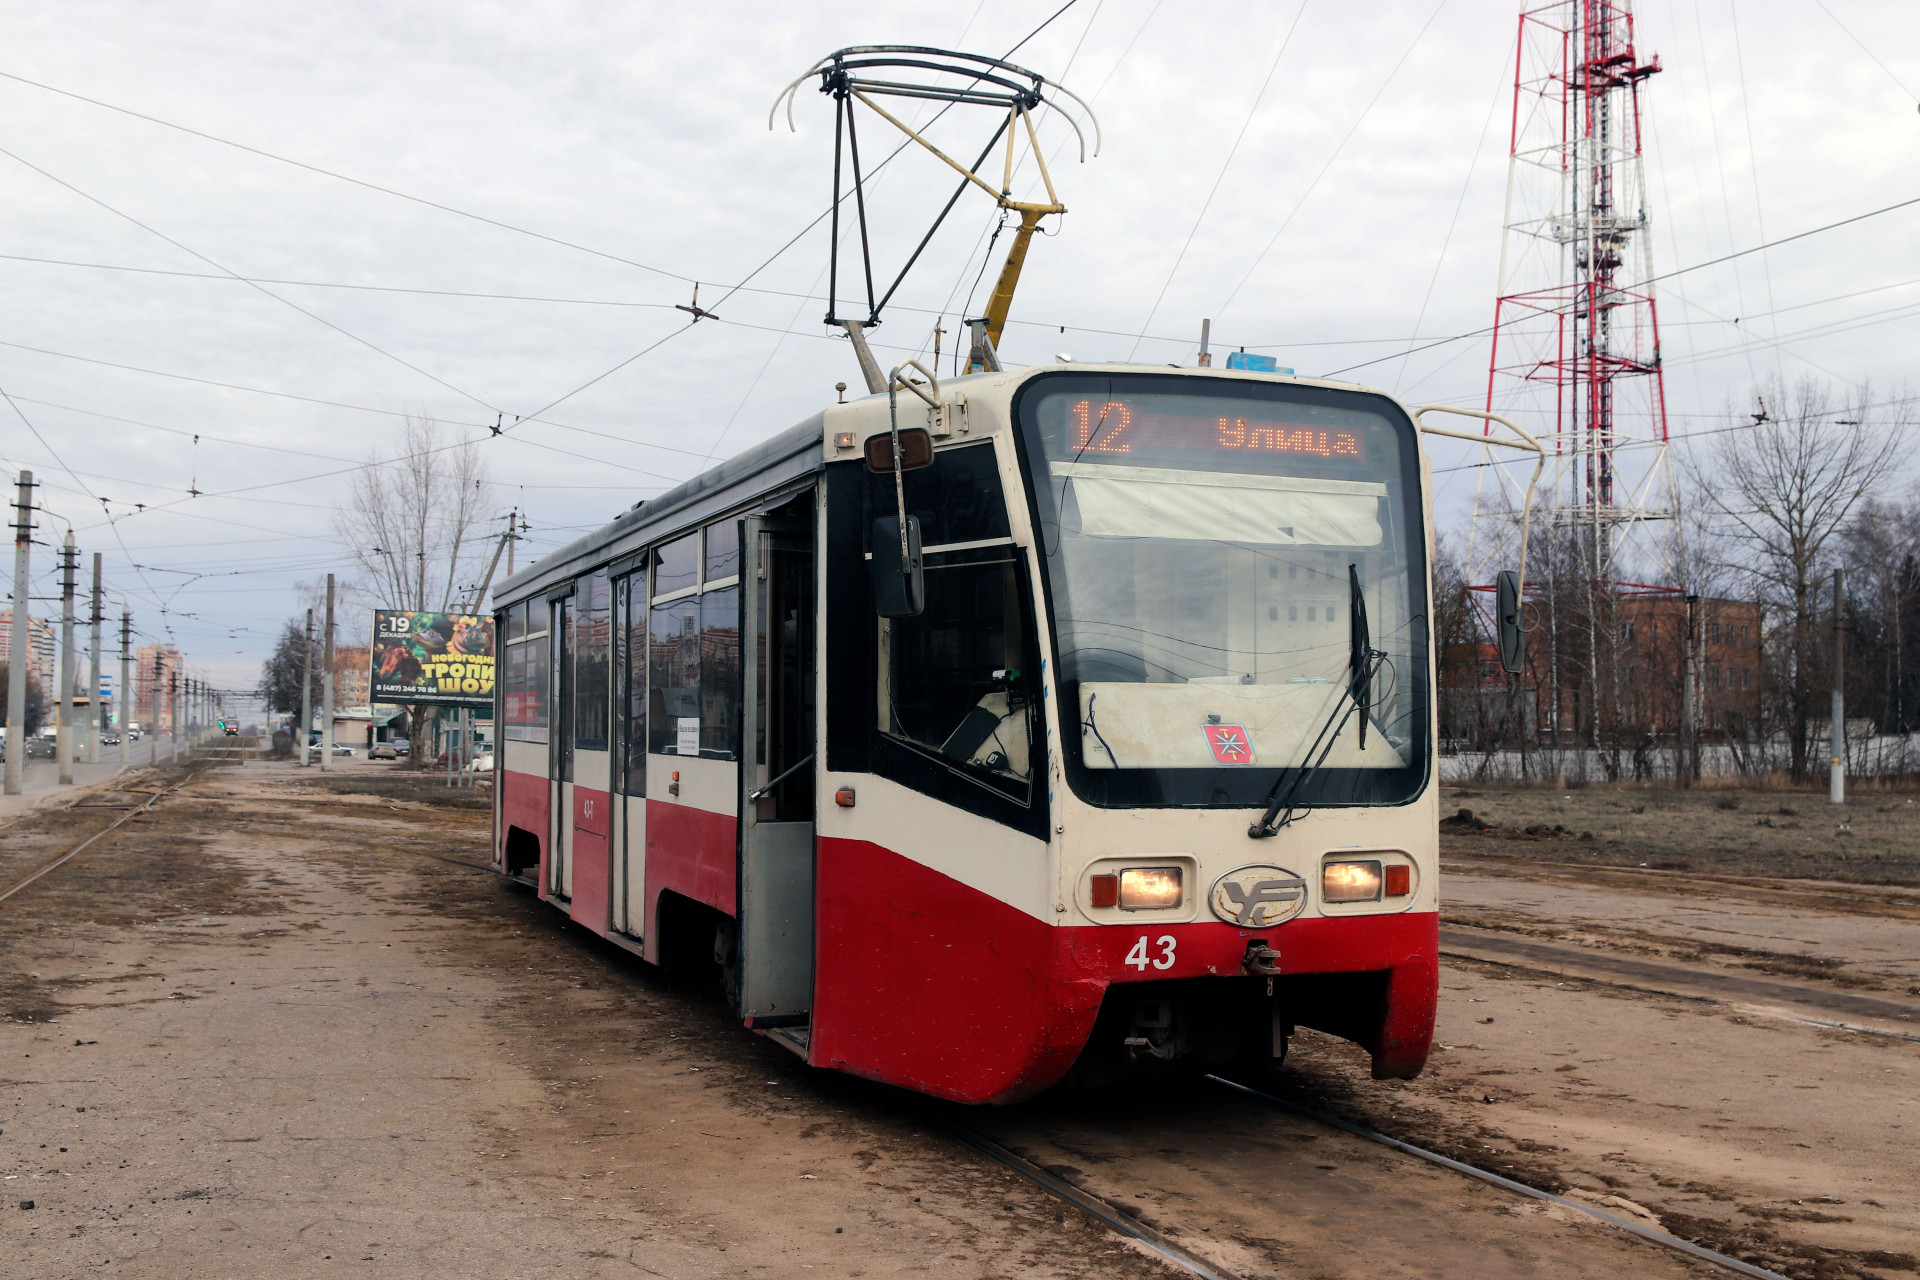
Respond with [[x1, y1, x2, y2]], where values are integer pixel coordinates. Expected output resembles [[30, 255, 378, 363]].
[[0, 736, 176, 820]]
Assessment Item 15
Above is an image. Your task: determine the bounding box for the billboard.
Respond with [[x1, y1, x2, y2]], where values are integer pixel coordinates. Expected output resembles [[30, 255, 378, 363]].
[[370, 611, 496, 709]]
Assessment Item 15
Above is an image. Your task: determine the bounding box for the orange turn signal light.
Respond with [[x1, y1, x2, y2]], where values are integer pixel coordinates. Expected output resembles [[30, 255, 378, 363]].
[[1089, 873, 1119, 908], [1384, 864, 1412, 897], [835, 786, 857, 808]]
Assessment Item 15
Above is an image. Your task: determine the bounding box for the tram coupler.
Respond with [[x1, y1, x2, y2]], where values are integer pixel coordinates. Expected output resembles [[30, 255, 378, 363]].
[[1243, 941, 1283, 976]]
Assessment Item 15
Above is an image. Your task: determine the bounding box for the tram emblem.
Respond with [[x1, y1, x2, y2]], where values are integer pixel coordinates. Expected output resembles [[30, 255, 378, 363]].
[[1204, 723, 1254, 765], [1209, 865, 1307, 927]]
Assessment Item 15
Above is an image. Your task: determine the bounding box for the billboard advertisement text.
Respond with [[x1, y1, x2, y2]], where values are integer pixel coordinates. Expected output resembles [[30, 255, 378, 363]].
[[370, 611, 495, 709]]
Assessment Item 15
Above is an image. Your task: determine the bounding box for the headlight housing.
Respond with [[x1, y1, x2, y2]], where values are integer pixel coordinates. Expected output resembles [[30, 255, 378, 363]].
[[1322, 859, 1384, 903], [1118, 867, 1183, 910]]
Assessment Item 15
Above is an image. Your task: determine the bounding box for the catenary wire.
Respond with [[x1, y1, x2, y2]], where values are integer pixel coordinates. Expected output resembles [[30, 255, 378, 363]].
[[1124, 1, 1308, 360], [1215, 0, 1450, 322]]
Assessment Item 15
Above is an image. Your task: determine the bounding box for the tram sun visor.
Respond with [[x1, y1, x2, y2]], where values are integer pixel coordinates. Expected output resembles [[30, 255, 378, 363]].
[[1050, 462, 1385, 546], [1049, 463, 1399, 774]]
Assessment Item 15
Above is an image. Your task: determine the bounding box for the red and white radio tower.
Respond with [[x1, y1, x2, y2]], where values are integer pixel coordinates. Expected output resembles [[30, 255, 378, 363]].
[[1471, 0, 1677, 590]]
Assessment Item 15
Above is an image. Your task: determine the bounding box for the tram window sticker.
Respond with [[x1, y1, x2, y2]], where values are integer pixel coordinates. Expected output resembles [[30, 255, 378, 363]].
[[371, 610, 496, 708]]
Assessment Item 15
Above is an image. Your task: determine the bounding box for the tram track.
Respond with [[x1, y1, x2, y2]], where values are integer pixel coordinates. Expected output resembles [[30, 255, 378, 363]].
[[1438, 925, 1920, 1041], [0, 770, 198, 905], [946, 1074, 1795, 1280]]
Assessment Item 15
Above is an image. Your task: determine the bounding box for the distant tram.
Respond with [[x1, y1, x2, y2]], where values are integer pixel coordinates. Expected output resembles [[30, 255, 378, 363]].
[[492, 360, 1525, 1103]]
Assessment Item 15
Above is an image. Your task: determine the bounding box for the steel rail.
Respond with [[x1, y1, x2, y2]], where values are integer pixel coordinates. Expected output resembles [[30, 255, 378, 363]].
[[1204, 1075, 1795, 1280], [935, 1119, 1242, 1280], [0, 771, 197, 905]]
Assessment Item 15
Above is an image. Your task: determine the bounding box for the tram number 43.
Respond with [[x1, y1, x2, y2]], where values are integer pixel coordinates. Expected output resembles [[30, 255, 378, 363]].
[[1124, 935, 1177, 971]]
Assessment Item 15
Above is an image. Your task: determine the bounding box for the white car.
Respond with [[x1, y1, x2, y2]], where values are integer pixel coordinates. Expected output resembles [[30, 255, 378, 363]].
[[466, 752, 494, 774]]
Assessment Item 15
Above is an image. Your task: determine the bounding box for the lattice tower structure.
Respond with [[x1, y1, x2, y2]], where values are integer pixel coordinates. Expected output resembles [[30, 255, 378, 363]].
[[1472, 0, 1676, 595]]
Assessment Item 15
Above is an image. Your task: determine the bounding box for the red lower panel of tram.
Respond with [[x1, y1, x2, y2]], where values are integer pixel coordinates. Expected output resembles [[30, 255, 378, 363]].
[[812, 836, 1436, 1104], [645, 799, 738, 926]]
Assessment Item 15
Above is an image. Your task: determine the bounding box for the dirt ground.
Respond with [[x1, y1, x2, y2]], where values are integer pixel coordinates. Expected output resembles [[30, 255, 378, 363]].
[[1436, 782, 1920, 886], [2, 765, 1916, 1280]]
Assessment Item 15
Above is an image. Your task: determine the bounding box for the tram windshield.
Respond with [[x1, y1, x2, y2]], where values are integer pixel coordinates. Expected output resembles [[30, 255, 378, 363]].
[[1015, 373, 1429, 809]]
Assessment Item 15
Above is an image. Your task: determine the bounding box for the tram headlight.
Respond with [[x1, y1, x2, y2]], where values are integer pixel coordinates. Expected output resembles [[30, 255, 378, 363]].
[[1322, 860, 1384, 903], [1118, 867, 1183, 910]]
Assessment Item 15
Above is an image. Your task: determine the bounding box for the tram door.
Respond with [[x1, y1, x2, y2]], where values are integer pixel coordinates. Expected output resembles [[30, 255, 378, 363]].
[[548, 595, 573, 901], [736, 505, 817, 1026]]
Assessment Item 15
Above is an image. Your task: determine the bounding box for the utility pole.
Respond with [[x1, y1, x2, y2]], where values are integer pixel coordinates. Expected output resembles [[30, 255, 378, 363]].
[[118, 608, 131, 770], [152, 651, 163, 765], [6, 470, 32, 796], [299, 608, 313, 767], [1831, 568, 1845, 805], [167, 670, 178, 765], [1681, 595, 1700, 785], [322, 573, 335, 774], [88, 552, 102, 764], [57, 531, 76, 786]]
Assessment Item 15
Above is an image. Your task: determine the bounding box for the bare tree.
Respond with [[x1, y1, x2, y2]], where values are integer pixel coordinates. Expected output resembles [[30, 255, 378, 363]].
[[1688, 376, 1910, 780], [1838, 494, 1920, 739], [334, 417, 495, 763]]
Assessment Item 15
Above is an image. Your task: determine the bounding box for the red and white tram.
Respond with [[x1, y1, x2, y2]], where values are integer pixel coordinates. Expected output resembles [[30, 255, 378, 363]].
[[493, 362, 1480, 1104]]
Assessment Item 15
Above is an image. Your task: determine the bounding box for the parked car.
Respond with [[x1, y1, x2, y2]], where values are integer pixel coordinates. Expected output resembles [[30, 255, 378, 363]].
[[466, 751, 494, 774], [390, 739, 411, 757], [368, 742, 399, 760]]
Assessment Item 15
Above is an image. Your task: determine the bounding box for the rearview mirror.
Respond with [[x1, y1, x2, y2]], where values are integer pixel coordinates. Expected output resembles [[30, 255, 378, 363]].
[[1496, 569, 1523, 674], [865, 428, 934, 472], [872, 516, 924, 617]]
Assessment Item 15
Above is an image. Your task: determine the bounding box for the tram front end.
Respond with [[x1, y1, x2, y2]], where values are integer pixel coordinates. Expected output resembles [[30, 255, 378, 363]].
[[811, 364, 1437, 1103]]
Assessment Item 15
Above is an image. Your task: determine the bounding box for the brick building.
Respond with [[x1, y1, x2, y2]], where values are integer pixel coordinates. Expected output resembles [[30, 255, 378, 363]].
[[1444, 593, 1763, 745]]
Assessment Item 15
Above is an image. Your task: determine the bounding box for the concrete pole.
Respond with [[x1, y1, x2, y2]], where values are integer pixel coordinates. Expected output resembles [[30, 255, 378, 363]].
[[57, 531, 75, 786], [118, 608, 131, 771], [1830, 568, 1845, 805], [321, 573, 335, 774], [6, 470, 31, 796], [88, 552, 102, 764], [167, 671, 178, 765], [299, 608, 313, 767]]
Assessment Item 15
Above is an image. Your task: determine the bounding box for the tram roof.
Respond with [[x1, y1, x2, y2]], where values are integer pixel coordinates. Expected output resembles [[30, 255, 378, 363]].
[[493, 411, 825, 605], [489, 361, 1388, 608]]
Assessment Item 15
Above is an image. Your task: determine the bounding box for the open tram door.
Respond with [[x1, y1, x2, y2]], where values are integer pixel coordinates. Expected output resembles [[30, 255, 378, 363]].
[[734, 497, 818, 1042]]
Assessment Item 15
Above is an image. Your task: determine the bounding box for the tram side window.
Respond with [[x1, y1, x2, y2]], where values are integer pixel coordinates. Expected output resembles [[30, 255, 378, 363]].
[[649, 597, 701, 756], [574, 570, 611, 752], [647, 588, 741, 760], [699, 586, 740, 758], [877, 546, 1033, 799], [704, 521, 740, 581], [654, 533, 697, 596], [502, 601, 550, 744]]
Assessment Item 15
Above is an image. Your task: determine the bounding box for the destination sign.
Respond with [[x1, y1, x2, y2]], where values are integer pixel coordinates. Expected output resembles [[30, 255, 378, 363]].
[[1066, 398, 1366, 461]]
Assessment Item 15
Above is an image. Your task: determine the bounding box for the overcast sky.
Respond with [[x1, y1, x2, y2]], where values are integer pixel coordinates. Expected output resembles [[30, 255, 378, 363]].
[[3, 0, 1916, 697]]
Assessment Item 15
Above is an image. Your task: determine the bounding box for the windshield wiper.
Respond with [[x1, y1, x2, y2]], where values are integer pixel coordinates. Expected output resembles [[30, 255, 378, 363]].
[[1248, 563, 1384, 839]]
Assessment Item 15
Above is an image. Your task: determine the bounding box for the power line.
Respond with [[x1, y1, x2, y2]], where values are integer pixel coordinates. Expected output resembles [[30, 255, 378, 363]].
[[0, 67, 697, 286], [1216, 0, 1449, 321], [1125, 1, 1308, 360], [1319, 192, 1920, 378], [1806, 0, 1918, 102], [0, 142, 505, 416]]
